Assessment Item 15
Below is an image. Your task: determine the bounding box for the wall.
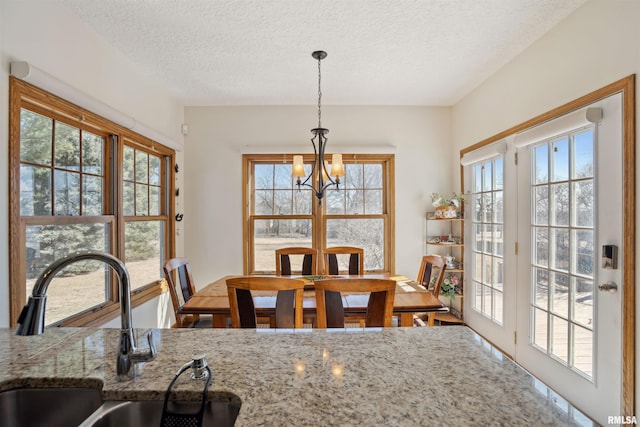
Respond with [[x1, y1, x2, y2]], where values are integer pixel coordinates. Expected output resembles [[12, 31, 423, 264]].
[[451, 0, 640, 414], [0, 0, 185, 327], [182, 106, 452, 286]]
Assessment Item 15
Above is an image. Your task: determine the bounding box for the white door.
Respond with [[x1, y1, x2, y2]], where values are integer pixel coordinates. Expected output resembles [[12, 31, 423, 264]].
[[515, 93, 623, 424]]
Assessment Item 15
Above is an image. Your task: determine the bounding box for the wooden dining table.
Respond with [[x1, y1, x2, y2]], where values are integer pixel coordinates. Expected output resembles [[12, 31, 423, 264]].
[[180, 274, 448, 327]]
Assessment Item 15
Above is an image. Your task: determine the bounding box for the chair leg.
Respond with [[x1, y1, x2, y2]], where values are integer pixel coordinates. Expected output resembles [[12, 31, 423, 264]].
[[427, 313, 436, 327]]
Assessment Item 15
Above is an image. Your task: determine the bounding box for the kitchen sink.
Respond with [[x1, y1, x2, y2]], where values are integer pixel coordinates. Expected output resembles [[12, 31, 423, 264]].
[[80, 398, 242, 427], [0, 387, 103, 427]]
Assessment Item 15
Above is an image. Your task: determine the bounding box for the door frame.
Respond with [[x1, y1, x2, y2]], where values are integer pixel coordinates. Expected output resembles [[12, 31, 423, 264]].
[[460, 75, 635, 415]]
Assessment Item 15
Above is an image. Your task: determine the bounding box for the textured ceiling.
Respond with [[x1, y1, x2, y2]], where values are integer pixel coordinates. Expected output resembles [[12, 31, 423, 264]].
[[56, 0, 587, 106]]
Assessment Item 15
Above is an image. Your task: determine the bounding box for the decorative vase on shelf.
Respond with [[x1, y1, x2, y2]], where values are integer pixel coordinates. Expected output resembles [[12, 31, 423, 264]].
[[435, 205, 457, 219], [431, 192, 465, 219]]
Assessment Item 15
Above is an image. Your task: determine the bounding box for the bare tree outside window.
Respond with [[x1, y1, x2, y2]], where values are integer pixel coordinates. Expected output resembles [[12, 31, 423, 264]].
[[246, 155, 392, 274]]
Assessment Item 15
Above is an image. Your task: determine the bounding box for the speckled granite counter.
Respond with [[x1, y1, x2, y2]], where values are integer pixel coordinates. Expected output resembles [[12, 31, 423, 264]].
[[0, 326, 594, 426]]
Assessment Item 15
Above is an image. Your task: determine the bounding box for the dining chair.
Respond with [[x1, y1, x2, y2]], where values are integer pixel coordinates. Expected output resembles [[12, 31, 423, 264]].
[[275, 247, 318, 276], [226, 276, 305, 328], [163, 257, 213, 328], [323, 246, 364, 275], [314, 278, 396, 328], [416, 255, 447, 326]]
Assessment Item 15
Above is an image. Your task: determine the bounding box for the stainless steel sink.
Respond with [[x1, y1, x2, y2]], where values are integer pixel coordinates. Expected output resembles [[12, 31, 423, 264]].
[[80, 398, 241, 427], [0, 387, 103, 427]]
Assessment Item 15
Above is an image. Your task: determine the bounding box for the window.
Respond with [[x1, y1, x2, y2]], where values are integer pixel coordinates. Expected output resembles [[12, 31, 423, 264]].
[[9, 78, 175, 327], [470, 156, 505, 324], [529, 128, 595, 377], [244, 154, 394, 274]]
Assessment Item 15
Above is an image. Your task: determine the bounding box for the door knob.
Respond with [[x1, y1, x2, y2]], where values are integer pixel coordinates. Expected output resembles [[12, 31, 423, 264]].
[[598, 281, 618, 293]]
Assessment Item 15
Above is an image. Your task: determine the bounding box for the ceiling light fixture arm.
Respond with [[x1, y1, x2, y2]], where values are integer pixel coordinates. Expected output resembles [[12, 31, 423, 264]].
[[294, 127, 341, 203]]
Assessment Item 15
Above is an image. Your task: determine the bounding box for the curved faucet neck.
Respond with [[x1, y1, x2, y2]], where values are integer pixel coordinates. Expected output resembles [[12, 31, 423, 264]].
[[17, 250, 133, 334]]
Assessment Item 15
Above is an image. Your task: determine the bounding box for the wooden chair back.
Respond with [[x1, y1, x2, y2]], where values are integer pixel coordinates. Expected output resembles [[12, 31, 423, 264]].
[[226, 276, 305, 328], [275, 247, 318, 276], [323, 246, 364, 275], [416, 255, 447, 326], [314, 278, 396, 328], [163, 257, 204, 327]]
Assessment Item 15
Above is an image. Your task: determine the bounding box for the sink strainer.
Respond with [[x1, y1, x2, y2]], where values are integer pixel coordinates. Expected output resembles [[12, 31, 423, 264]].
[[160, 355, 213, 427]]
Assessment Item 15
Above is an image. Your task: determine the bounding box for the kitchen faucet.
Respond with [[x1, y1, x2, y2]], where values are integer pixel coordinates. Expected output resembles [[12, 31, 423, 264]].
[[16, 250, 156, 379]]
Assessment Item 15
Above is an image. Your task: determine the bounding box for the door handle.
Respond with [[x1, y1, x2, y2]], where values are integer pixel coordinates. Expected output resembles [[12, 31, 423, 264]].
[[598, 281, 618, 293]]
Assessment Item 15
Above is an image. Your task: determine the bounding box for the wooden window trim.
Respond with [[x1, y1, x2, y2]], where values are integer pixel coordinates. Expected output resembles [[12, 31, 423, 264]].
[[242, 153, 395, 275], [9, 77, 176, 327]]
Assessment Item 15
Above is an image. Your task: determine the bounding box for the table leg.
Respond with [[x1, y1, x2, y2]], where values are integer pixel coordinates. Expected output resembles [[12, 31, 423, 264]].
[[212, 314, 227, 328], [399, 313, 414, 327]]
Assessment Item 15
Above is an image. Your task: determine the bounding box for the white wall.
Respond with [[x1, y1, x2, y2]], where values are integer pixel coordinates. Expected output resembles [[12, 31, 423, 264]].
[[182, 105, 452, 287], [451, 0, 640, 413], [0, 0, 184, 327]]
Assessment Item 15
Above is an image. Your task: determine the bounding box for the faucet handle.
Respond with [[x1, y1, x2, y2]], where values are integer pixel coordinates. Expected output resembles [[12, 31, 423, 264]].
[[131, 330, 157, 362]]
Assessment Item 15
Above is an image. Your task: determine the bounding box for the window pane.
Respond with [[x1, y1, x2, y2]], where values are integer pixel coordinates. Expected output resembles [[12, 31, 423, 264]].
[[364, 189, 382, 214], [255, 164, 274, 189], [326, 189, 344, 214], [149, 186, 160, 216], [533, 307, 548, 351], [573, 130, 594, 179], [20, 165, 51, 216], [125, 221, 164, 290], [54, 170, 80, 215], [135, 183, 149, 216], [54, 122, 80, 171], [534, 144, 549, 184], [364, 164, 382, 187], [274, 164, 293, 189], [482, 161, 492, 192], [123, 182, 135, 216], [551, 315, 569, 363], [572, 277, 593, 328], [345, 164, 363, 188], [494, 158, 504, 190], [474, 165, 482, 192], [25, 223, 110, 325], [345, 189, 364, 215], [551, 138, 569, 182], [135, 150, 149, 183], [253, 219, 312, 272], [550, 271, 569, 317], [572, 180, 593, 227], [534, 227, 549, 267], [551, 229, 569, 272], [573, 230, 593, 276], [293, 189, 312, 215], [20, 109, 52, 166], [533, 267, 549, 309], [326, 218, 384, 271], [149, 155, 161, 185], [533, 186, 549, 225], [255, 190, 273, 215], [82, 132, 104, 175], [123, 146, 135, 181], [573, 325, 593, 377], [82, 175, 103, 215], [552, 183, 569, 226], [273, 190, 293, 214]]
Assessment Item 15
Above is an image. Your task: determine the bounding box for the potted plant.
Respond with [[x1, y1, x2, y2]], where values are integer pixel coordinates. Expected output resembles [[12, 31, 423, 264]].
[[439, 275, 459, 300], [431, 192, 465, 219]]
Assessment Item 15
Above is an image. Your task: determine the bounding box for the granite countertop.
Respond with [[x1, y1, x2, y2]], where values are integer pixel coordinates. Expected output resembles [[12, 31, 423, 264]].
[[0, 326, 593, 426]]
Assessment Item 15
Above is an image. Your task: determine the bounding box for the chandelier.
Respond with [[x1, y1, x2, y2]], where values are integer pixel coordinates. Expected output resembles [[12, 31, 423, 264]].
[[292, 50, 344, 205]]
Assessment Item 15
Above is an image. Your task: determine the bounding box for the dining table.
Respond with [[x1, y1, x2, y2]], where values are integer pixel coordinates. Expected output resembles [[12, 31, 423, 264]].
[[180, 274, 449, 327]]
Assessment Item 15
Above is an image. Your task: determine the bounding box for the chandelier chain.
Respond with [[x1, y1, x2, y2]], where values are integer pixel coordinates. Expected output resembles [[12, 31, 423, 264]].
[[317, 56, 322, 128]]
